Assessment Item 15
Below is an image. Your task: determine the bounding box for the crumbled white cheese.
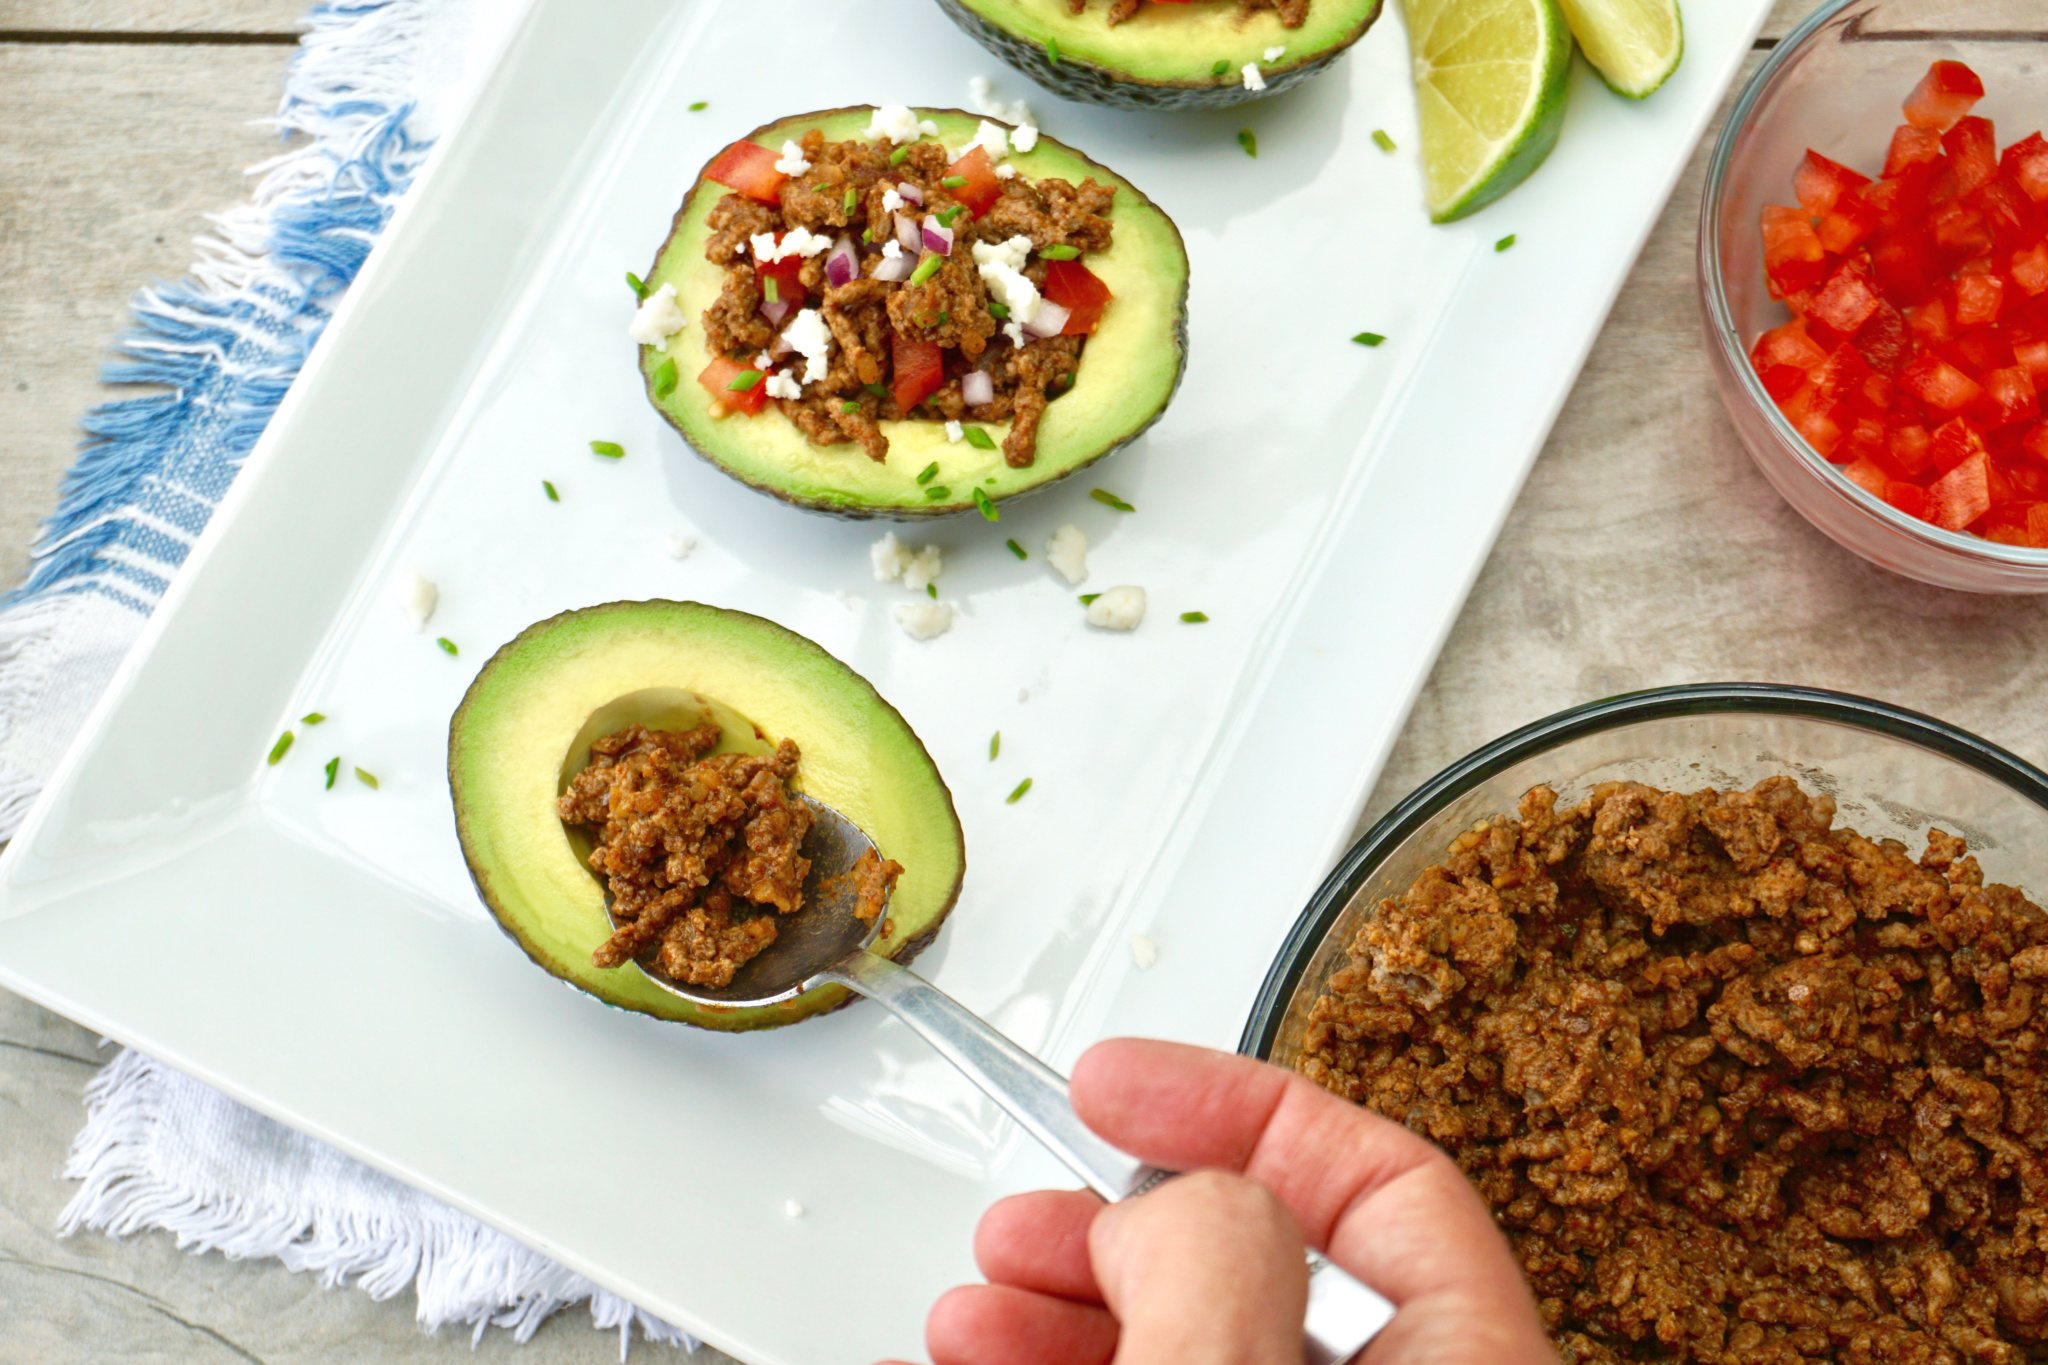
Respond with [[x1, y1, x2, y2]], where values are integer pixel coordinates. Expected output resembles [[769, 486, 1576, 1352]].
[[1130, 934, 1160, 970], [1086, 585, 1146, 631], [894, 601, 955, 640], [774, 139, 811, 175], [1264, 44, 1286, 61], [1241, 63, 1267, 91], [882, 238, 904, 261], [1045, 523, 1088, 585], [867, 105, 938, 145], [945, 419, 964, 443], [754, 351, 773, 369], [1011, 121, 1039, 153], [871, 531, 913, 583], [881, 188, 904, 214], [784, 1199, 806, 1219], [1003, 320, 1026, 348], [973, 235, 1031, 274], [627, 282, 686, 352], [397, 573, 438, 630], [967, 75, 1033, 126], [665, 533, 697, 560], [995, 163, 1019, 180], [782, 308, 832, 384], [751, 226, 832, 262], [973, 235, 1041, 328], [764, 370, 802, 400], [972, 119, 1009, 161], [902, 545, 942, 593]]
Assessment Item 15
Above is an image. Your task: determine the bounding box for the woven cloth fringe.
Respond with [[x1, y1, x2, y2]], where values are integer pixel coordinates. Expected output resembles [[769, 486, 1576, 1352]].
[[5, 0, 692, 1350]]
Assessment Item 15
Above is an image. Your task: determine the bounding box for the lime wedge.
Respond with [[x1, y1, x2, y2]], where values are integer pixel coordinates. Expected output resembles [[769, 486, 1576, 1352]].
[[1559, 0, 1683, 99], [1398, 0, 1573, 223]]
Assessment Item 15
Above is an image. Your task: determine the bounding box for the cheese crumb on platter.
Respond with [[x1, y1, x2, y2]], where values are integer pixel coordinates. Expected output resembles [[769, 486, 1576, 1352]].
[[1085, 585, 1145, 631]]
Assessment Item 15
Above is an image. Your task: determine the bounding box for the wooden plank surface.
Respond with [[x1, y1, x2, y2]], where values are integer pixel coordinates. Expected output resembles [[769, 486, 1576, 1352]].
[[0, 1, 302, 33]]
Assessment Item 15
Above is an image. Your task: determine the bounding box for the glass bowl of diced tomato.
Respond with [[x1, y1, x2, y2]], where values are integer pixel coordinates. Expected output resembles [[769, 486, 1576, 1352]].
[[1699, 0, 2048, 592]]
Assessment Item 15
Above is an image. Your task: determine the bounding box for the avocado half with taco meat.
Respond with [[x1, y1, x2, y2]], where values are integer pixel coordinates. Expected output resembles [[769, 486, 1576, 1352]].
[[633, 106, 1188, 520], [448, 600, 965, 1032], [935, 0, 1383, 109]]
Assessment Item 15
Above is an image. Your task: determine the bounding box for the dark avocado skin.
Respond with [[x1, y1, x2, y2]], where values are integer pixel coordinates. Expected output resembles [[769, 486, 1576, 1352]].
[[934, 0, 1382, 110], [639, 106, 1190, 521]]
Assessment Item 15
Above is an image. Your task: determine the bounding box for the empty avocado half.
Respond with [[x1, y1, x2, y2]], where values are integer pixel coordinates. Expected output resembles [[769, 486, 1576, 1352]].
[[638, 106, 1188, 520], [935, 0, 1383, 109], [448, 600, 965, 1031]]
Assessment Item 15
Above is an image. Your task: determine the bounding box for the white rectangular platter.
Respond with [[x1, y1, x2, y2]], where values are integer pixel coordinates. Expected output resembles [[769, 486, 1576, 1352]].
[[0, 0, 1772, 1360]]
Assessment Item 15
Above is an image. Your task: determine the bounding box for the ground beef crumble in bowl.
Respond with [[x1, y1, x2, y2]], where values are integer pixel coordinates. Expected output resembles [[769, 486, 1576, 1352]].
[[1243, 684, 2048, 1365]]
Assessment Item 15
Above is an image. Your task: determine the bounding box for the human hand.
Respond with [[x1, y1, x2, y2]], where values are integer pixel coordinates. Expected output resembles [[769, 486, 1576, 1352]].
[[909, 1037, 1555, 1365]]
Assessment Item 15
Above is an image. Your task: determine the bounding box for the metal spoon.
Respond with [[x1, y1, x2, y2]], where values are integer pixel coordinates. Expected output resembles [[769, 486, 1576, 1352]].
[[610, 794, 1395, 1365]]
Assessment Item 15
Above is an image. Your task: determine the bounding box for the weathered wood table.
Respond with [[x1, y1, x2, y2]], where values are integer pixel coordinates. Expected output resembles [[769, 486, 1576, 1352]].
[[8, 0, 2043, 1359]]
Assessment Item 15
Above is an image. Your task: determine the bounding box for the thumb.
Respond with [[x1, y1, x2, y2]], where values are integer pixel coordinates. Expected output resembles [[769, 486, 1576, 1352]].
[[1087, 1171, 1307, 1365]]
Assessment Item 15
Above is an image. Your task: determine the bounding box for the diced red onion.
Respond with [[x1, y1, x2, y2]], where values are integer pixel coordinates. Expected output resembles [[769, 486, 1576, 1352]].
[[1022, 300, 1070, 339], [771, 329, 796, 358], [962, 370, 995, 407], [760, 298, 792, 327], [896, 181, 925, 206], [894, 213, 921, 252], [872, 253, 916, 283], [825, 234, 858, 289], [922, 218, 955, 256]]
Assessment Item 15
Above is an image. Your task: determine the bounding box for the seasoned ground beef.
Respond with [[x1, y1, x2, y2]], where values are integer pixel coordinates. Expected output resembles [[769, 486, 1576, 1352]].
[[1072, 0, 1307, 28], [698, 127, 1114, 467], [1299, 776, 2048, 1364]]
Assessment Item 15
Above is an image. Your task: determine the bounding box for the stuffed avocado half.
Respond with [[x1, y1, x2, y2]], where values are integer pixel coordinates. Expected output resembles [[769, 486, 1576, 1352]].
[[448, 600, 966, 1032], [936, 0, 1383, 109], [636, 106, 1188, 520]]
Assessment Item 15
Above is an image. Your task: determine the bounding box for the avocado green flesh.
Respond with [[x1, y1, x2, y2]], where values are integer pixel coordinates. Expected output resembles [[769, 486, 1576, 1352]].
[[936, 0, 1383, 108], [448, 601, 966, 1032], [641, 108, 1188, 519]]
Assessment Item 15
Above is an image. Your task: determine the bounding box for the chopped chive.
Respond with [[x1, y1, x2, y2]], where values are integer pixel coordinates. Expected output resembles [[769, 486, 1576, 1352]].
[[1496, 234, 1517, 252], [1005, 538, 1026, 560], [1180, 611, 1210, 623], [937, 206, 963, 227], [1352, 332, 1385, 347], [926, 582, 938, 599], [916, 461, 939, 485], [589, 440, 625, 458], [354, 767, 380, 790], [937, 309, 950, 325], [963, 426, 998, 451], [861, 226, 874, 244], [324, 757, 339, 789], [267, 731, 294, 766], [985, 476, 996, 483], [437, 637, 459, 656], [941, 175, 968, 189], [1090, 488, 1135, 512], [1039, 244, 1080, 260], [689, 101, 708, 111], [990, 731, 1001, 760], [890, 146, 911, 166], [909, 253, 942, 287], [812, 182, 829, 192], [1079, 593, 1101, 604], [764, 276, 781, 305], [842, 399, 860, 412], [844, 187, 858, 214], [300, 712, 327, 726], [1006, 777, 1033, 804], [543, 479, 560, 500], [1211, 59, 1230, 75], [1046, 37, 1060, 64], [1371, 129, 1396, 153], [865, 382, 888, 397], [1237, 128, 1257, 158], [987, 301, 1011, 320], [653, 357, 678, 398], [925, 485, 951, 500], [973, 486, 999, 520], [726, 369, 765, 392], [626, 271, 647, 300]]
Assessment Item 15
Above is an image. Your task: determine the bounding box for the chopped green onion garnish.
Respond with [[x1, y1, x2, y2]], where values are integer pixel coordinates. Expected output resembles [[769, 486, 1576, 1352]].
[[1180, 611, 1210, 623], [355, 767, 379, 790], [990, 731, 1001, 760], [726, 370, 765, 392], [890, 146, 911, 166], [1352, 332, 1385, 347], [653, 357, 678, 398], [937, 206, 964, 227], [543, 480, 559, 500], [963, 426, 998, 451], [1090, 488, 1135, 512], [689, 101, 708, 111], [1079, 593, 1101, 605], [937, 309, 950, 325], [437, 637, 459, 656], [926, 582, 938, 599], [1047, 37, 1060, 64], [862, 227, 874, 244], [589, 440, 625, 458], [916, 461, 939, 485], [1039, 244, 1080, 260], [324, 757, 339, 790], [763, 276, 780, 305], [842, 399, 860, 412], [1006, 777, 1033, 804], [973, 486, 998, 521], [626, 271, 647, 300], [987, 301, 1011, 320], [301, 712, 326, 726], [941, 175, 968, 189], [908, 253, 942, 287], [1496, 234, 1516, 252], [925, 485, 951, 500], [1371, 129, 1396, 153], [813, 183, 829, 192], [865, 382, 888, 398], [1237, 128, 1257, 159], [1006, 538, 1026, 560], [1211, 59, 1229, 75], [844, 187, 857, 214], [267, 731, 294, 766]]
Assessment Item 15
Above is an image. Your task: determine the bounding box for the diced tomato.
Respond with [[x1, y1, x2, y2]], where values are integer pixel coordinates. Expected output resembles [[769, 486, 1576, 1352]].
[[1928, 201, 1994, 262], [1942, 117, 2000, 197], [1816, 193, 1878, 254], [2002, 132, 2048, 204], [1927, 450, 1993, 528], [1853, 298, 1911, 373], [1870, 229, 1937, 304], [1980, 365, 2039, 426], [1928, 416, 1989, 474], [2016, 339, 2048, 386], [1954, 327, 2014, 373], [1795, 149, 1871, 215], [1909, 294, 1954, 345], [705, 140, 789, 206], [1904, 60, 1985, 132], [755, 253, 806, 314], [2025, 423, 2048, 464], [1041, 259, 1113, 335], [696, 355, 771, 415], [943, 145, 1004, 219], [1838, 416, 1889, 467], [1973, 177, 2047, 253], [1888, 422, 1934, 476], [1953, 271, 2005, 326], [1761, 205, 1828, 297], [2013, 241, 2048, 297], [1901, 352, 1986, 412], [1752, 320, 1826, 400], [1809, 342, 1879, 413], [1780, 378, 1845, 458], [1809, 261, 1883, 337], [1886, 125, 1945, 177], [1842, 458, 1891, 496], [890, 331, 945, 413], [1885, 481, 1932, 519]]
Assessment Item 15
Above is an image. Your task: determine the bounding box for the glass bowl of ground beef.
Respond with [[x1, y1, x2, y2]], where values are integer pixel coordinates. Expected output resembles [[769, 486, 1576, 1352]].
[[1699, 0, 2048, 592], [1243, 683, 2048, 1363]]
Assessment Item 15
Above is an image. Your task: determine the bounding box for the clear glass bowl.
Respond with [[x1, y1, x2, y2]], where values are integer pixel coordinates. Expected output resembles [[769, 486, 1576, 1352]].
[[1698, 0, 2048, 593], [1241, 683, 2048, 1065]]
